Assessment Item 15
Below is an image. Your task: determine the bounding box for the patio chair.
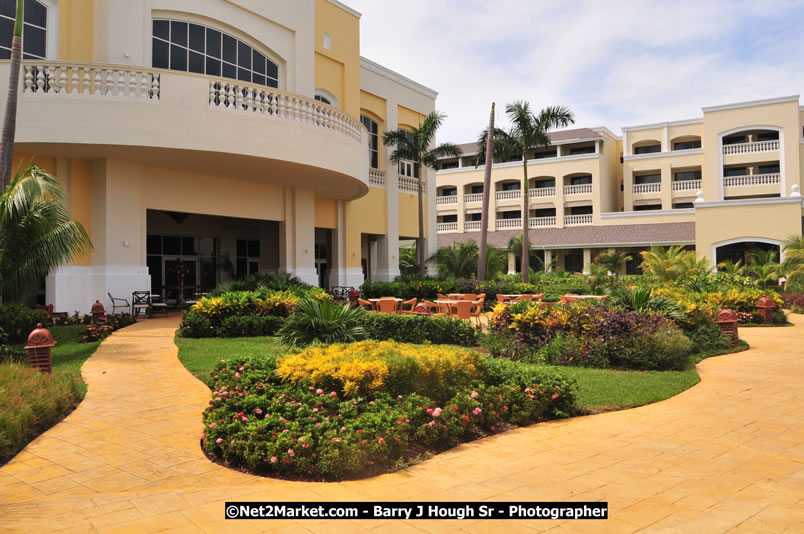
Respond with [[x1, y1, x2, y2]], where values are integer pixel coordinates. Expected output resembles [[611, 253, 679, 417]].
[[469, 299, 483, 326], [437, 293, 450, 301], [376, 299, 398, 314], [357, 298, 376, 311], [131, 291, 152, 318], [419, 300, 445, 316], [449, 300, 473, 320], [398, 298, 417, 314], [150, 293, 169, 317], [108, 292, 130, 315]]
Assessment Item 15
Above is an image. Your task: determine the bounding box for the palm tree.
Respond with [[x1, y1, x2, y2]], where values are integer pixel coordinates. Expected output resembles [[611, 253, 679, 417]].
[[475, 102, 574, 283], [639, 245, 687, 281], [674, 251, 711, 278], [717, 259, 746, 276], [398, 244, 418, 277], [782, 236, 804, 290], [482, 245, 507, 280], [749, 262, 781, 288], [428, 241, 478, 280], [0, 163, 93, 301], [747, 248, 778, 267], [0, 0, 24, 193], [383, 112, 461, 276], [596, 251, 632, 278], [477, 102, 495, 281]]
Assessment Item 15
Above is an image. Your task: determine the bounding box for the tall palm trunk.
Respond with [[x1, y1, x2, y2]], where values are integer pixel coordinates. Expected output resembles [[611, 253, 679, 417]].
[[417, 160, 425, 277], [0, 0, 24, 194], [520, 154, 529, 283], [477, 103, 494, 281]]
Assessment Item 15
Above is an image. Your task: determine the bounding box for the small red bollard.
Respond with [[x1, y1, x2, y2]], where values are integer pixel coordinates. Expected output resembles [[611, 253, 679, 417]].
[[716, 307, 739, 345], [754, 297, 775, 324], [90, 300, 106, 323], [348, 288, 360, 308], [25, 323, 57, 374]]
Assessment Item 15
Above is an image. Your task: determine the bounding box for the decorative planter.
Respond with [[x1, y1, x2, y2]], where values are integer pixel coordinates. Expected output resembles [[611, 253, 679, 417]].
[[716, 307, 739, 345], [754, 297, 775, 324]]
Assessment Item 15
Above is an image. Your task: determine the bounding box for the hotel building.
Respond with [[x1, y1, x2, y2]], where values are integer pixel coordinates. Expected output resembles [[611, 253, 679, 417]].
[[435, 96, 804, 274], [0, 0, 437, 312]]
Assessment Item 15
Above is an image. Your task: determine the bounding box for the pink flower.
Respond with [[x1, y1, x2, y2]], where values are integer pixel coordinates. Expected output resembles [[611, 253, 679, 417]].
[[313, 408, 319, 412], [359, 440, 366, 446], [209, 423, 217, 428], [473, 407, 482, 415], [490, 426, 496, 431], [238, 366, 244, 371], [302, 444, 309, 449], [316, 388, 324, 395], [377, 438, 385, 444], [433, 408, 442, 417], [428, 420, 436, 427], [332, 437, 342, 443], [288, 449, 296, 457], [241, 416, 248, 422], [234, 372, 240, 379], [216, 438, 223, 444], [551, 393, 559, 400], [357, 429, 364, 434], [470, 391, 479, 399], [254, 408, 262, 415], [426, 408, 434, 415], [200, 433, 205, 439], [329, 391, 338, 398], [308, 386, 315, 391], [270, 456, 278, 463], [503, 405, 508, 411]]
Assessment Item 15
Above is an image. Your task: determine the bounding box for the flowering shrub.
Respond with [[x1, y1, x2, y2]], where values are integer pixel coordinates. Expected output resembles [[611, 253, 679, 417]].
[[275, 340, 486, 402], [78, 314, 136, 343], [651, 286, 782, 320], [202, 355, 576, 480], [781, 293, 804, 310]]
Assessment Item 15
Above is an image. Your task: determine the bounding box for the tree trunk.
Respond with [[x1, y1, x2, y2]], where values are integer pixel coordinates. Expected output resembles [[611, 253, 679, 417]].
[[520, 153, 529, 283], [0, 2, 24, 194], [417, 161, 425, 277], [477, 103, 495, 281]]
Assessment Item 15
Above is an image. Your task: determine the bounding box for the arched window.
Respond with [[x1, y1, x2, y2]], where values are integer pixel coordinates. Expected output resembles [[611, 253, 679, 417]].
[[152, 19, 278, 88], [360, 114, 379, 168], [314, 89, 338, 107], [314, 95, 330, 104], [0, 0, 49, 59]]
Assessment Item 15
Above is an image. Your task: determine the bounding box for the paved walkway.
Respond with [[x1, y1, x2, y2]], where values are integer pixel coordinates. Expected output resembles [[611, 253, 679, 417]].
[[1, 316, 803, 533]]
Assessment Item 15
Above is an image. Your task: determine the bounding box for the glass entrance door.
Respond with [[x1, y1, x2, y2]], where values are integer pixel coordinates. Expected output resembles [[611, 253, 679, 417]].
[[163, 257, 199, 306]]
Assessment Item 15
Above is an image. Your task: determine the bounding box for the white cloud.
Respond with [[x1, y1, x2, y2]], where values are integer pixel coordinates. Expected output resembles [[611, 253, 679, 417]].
[[346, 0, 804, 142]]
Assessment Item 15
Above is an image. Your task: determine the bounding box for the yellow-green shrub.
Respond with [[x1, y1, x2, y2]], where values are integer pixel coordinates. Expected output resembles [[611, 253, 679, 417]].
[[275, 340, 486, 402]]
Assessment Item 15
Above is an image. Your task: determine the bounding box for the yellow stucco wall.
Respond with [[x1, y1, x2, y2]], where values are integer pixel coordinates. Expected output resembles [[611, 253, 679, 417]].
[[399, 191, 426, 238], [315, 195, 337, 229], [314, 0, 360, 117], [397, 105, 425, 130], [70, 160, 93, 266], [58, 0, 94, 61]]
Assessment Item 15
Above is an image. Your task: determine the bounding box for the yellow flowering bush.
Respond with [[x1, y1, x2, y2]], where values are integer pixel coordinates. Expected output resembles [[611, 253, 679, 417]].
[[652, 286, 782, 318], [276, 340, 486, 401]]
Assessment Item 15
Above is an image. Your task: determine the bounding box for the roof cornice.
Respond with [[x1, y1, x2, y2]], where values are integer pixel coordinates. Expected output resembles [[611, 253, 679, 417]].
[[695, 197, 803, 208], [702, 95, 800, 113], [327, 0, 361, 18], [622, 118, 702, 132], [360, 57, 438, 99]]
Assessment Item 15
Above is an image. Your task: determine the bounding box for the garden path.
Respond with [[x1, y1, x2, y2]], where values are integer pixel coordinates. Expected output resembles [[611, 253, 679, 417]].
[[1, 315, 803, 533]]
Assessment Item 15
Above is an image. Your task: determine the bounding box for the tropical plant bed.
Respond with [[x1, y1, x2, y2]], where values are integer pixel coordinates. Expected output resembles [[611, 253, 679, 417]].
[[198, 341, 576, 481], [1, 325, 103, 464]]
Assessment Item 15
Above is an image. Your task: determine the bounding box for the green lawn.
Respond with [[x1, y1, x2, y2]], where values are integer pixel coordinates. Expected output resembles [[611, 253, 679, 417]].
[[174, 333, 749, 413], [2, 325, 102, 463], [175, 335, 286, 387]]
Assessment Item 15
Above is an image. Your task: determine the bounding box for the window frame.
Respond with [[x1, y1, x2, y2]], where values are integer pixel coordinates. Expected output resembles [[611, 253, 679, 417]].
[[360, 114, 380, 169], [0, 0, 57, 60]]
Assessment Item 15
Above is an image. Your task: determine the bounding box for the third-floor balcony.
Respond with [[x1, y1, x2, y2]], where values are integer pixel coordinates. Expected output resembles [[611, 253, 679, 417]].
[[564, 184, 592, 195], [436, 195, 457, 206], [672, 180, 702, 192], [464, 193, 483, 204], [722, 140, 779, 155], [529, 216, 556, 228], [564, 214, 593, 226], [633, 183, 661, 194], [496, 189, 522, 201], [723, 173, 781, 188], [496, 218, 521, 230], [529, 187, 556, 198]]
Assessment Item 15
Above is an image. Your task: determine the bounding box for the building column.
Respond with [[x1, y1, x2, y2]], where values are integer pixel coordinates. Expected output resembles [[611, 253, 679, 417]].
[[373, 100, 400, 282], [507, 251, 516, 274], [544, 249, 553, 273], [279, 187, 317, 285], [555, 177, 566, 228], [661, 163, 673, 210], [328, 200, 363, 288], [425, 164, 437, 276], [623, 166, 634, 211], [582, 248, 592, 274]]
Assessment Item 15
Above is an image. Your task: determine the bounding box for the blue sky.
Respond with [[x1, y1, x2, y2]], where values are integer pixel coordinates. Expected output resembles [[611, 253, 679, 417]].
[[347, 0, 804, 143]]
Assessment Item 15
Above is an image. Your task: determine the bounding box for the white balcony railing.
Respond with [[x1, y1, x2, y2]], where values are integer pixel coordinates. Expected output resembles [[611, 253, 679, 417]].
[[633, 183, 661, 194], [529, 216, 556, 228], [564, 214, 593, 226], [722, 140, 779, 155], [723, 173, 781, 188], [207, 80, 362, 142], [369, 168, 385, 187], [495, 218, 522, 230], [464, 193, 483, 203], [496, 189, 522, 201], [464, 220, 482, 231], [24, 63, 160, 99], [564, 184, 592, 195], [529, 187, 555, 198], [672, 179, 702, 192], [436, 222, 458, 233], [436, 195, 457, 205], [398, 175, 423, 193]]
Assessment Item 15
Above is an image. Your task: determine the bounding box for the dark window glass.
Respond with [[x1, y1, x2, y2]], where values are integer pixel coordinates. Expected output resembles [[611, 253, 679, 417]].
[[634, 204, 662, 211], [170, 44, 186, 71], [188, 51, 204, 73], [571, 206, 593, 215], [724, 167, 747, 177], [237, 240, 248, 257], [247, 240, 260, 257], [222, 34, 236, 63], [570, 175, 592, 185], [723, 135, 745, 145], [0, 0, 13, 17], [237, 67, 250, 82], [361, 115, 380, 169], [200, 257, 216, 290], [188, 23, 204, 52], [205, 57, 220, 76], [266, 77, 278, 88], [163, 236, 181, 255], [634, 144, 661, 154], [0, 47, 9, 59], [533, 150, 557, 159], [266, 61, 278, 79], [248, 261, 259, 275], [206, 28, 221, 58], [533, 208, 556, 217], [674, 170, 702, 181], [252, 50, 265, 74], [674, 202, 694, 209], [222, 62, 236, 79], [152, 38, 169, 69], [252, 74, 265, 86], [238, 41, 250, 68], [534, 179, 555, 188], [758, 164, 780, 174], [673, 139, 701, 150], [170, 21, 187, 46], [469, 213, 482, 221], [635, 173, 661, 184], [442, 187, 457, 196], [441, 215, 457, 223], [0, 17, 11, 44], [236, 258, 247, 277], [153, 19, 169, 40], [26, 0, 46, 27], [471, 185, 483, 194], [569, 145, 595, 155], [147, 255, 162, 295], [757, 132, 779, 141], [502, 211, 521, 219], [501, 182, 520, 191], [182, 237, 196, 255], [147, 235, 162, 255], [22, 24, 45, 56], [440, 161, 458, 169]]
